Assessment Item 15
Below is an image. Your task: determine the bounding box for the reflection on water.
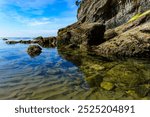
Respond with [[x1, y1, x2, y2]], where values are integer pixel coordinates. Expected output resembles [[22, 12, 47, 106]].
[[0, 38, 150, 100]]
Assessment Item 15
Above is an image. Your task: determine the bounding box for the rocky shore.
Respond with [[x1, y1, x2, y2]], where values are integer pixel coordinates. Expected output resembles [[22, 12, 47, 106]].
[[57, 0, 150, 58]]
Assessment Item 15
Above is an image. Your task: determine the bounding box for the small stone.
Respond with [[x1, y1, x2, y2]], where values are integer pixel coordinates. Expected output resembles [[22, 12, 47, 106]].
[[100, 81, 114, 91]]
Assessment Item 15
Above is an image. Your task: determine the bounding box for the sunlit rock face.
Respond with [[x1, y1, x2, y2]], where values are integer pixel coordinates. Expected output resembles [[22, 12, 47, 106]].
[[77, 0, 150, 29]]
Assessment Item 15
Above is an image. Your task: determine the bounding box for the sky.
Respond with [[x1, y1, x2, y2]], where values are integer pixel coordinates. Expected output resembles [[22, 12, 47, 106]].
[[0, 0, 78, 37]]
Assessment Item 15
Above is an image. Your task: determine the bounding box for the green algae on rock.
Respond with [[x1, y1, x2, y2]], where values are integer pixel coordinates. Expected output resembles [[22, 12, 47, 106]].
[[100, 81, 114, 91]]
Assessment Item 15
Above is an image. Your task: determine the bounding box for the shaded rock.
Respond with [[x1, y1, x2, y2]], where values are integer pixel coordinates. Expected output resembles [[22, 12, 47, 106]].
[[86, 74, 103, 87], [140, 27, 150, 33], [57, 22, 105, 50], [27, 45, 42, 58], [100, 81, 114, 91]]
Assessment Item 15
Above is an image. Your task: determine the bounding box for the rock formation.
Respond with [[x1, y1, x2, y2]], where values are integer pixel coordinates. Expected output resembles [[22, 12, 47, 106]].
[[27, 45, 42, 58], [57, 0, 150, 58], [77, 0, 150, 29]]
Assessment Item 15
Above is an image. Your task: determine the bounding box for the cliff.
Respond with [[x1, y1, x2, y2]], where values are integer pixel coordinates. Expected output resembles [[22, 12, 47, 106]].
[[78, 0, 150, 29], [57, 0, 150, 58]]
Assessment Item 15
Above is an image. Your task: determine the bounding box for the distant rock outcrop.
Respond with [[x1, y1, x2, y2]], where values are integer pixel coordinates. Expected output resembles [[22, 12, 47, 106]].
[[6, 36, 57, 48]]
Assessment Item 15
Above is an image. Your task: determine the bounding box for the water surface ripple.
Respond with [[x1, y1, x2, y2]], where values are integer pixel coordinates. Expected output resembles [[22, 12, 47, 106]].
[[0, 38, 150, 100]]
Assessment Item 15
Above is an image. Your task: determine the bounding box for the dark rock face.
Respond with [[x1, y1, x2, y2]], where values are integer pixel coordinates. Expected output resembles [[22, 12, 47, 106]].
[[27, 45, 42, 58], [57, 22, 105, 50], [78, 0, 150, 29]]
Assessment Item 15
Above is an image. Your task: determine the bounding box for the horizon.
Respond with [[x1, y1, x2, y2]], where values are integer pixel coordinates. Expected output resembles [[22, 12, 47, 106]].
[[0, 0, 78, 37]]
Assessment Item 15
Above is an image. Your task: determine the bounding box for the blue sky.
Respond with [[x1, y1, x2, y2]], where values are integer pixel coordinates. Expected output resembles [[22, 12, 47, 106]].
[[0, 0, 78, 37]]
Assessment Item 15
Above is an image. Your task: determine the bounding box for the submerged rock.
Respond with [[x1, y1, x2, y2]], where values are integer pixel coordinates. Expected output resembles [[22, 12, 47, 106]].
[[27, 45, 42, 58], [100, 81, 114, 91]]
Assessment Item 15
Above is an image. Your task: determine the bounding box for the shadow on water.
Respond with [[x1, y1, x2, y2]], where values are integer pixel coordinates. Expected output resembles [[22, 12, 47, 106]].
[[0, 38, 150, 100]]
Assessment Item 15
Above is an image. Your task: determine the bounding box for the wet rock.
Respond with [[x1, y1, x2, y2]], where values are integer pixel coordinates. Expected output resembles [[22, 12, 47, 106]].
[[104, 61, 146, 88], [135, 84, 150, 97], [100, 81, 114, 91], [27, 45, 42, 58], [86, 74, 103, 87], [126, 90, 139, 98]]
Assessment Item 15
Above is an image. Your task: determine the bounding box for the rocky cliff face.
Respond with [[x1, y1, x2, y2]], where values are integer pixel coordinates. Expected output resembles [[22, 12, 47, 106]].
[[57, 0, 150, 58], [78, 0, 150, 29]]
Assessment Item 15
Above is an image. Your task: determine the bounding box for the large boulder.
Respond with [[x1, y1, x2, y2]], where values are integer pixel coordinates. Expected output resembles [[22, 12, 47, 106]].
[[77, 0, 150, 29], [57, 22, 105, 50], [27, 45, 42, 57]]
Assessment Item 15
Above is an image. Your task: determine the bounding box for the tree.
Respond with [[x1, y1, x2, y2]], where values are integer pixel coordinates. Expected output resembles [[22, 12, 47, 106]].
[[75, 0, 81, 7]]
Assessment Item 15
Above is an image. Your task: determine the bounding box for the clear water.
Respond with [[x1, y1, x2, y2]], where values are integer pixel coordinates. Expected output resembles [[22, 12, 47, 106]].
[[0, 38, 150, 100]]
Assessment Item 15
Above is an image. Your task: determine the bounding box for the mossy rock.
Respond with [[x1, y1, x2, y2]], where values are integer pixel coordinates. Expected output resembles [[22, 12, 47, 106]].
[[128, 10, 150, 22], [126, 90, 139, 98], [100, 81, 114, 91], [85, 74, 103, 87], [135, 84, 150, 97], [104, 63, 145, 88]]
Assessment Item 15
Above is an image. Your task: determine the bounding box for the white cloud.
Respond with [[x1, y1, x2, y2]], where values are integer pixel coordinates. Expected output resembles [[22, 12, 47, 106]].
[[0, 0, 78, 37]]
